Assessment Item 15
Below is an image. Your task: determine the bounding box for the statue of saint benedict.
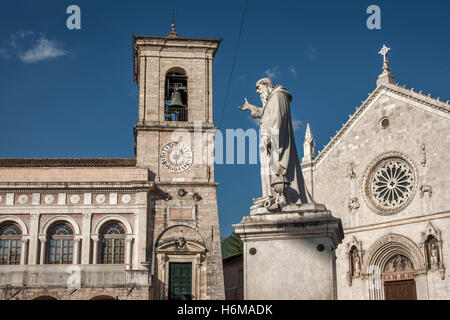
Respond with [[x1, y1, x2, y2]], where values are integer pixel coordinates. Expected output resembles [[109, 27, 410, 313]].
[[239, 77, 312, 208]]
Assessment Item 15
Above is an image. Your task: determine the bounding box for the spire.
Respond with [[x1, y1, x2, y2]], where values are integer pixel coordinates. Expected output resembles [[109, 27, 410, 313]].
[[169, 9, 178, 38], [376, 44, 395, 86], [302, 123, 315, 164], [305, 123, 314, 143]]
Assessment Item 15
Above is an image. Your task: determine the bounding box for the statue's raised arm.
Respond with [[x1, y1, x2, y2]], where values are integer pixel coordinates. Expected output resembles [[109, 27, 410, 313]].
[[238, 98, 263, 119]]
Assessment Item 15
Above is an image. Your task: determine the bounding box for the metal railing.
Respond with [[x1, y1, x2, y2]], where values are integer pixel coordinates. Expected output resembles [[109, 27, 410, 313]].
[[165, 106, 188, 122]]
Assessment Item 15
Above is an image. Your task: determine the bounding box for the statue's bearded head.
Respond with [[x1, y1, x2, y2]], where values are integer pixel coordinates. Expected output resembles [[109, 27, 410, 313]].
[[256, 78, 274, 105]]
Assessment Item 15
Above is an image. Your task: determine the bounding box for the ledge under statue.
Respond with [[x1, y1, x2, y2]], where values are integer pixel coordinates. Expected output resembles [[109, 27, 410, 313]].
[[233, 77, 344, 300]]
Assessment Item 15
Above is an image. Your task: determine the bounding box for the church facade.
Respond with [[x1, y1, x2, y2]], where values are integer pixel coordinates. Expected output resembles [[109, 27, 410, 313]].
[[301, 46, 450, 299], [0, 30, 225, 300]]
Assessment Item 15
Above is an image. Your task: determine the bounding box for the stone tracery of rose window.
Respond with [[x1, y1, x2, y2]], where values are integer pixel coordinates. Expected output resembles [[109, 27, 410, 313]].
[[370, 159, 414, 209], [364, 155, 417, 215]]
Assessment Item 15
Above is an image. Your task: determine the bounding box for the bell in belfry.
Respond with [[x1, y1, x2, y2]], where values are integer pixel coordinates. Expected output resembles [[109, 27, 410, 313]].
[[168, 90, 185, 109]]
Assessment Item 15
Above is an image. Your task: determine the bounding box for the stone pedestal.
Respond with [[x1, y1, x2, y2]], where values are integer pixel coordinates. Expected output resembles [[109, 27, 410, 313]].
[[233, 203, 344, 300]]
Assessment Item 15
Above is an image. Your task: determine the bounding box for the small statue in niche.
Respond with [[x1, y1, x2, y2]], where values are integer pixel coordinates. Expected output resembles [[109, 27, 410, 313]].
[[353, 251, 361, 275], [431, 243, 439, 267], [347, 163, 356, 179], [350, 247, 361, 276], [426, 236, 440, 268]]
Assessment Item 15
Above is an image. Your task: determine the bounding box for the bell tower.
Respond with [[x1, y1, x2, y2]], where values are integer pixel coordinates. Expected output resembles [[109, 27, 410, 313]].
[[132, 29, 225, 299]]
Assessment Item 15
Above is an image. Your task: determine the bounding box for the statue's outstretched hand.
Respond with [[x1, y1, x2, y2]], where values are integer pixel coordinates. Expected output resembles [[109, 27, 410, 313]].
[[238, 98, 252, 111]]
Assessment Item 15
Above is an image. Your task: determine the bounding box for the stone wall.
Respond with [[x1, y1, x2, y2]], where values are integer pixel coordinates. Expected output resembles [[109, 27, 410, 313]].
[[305, 85, 450, 299]]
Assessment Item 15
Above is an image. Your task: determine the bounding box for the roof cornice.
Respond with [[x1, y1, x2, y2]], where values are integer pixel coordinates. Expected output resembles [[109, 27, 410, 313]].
[[0, 158, 137, 168]]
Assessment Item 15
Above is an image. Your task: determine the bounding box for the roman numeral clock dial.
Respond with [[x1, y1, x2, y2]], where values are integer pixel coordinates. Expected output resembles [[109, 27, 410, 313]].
[[160, 142, 193, 173]]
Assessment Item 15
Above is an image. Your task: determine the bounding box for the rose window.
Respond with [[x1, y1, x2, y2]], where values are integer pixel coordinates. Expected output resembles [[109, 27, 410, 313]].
[[364, 156, 416, 215]]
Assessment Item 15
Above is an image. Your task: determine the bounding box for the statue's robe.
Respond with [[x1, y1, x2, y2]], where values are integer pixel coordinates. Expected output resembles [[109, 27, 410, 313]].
[[251, 85, 313, 204]]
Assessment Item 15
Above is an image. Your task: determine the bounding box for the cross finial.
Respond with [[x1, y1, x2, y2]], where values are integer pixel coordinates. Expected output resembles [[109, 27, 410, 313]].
[[378, 44, 391, 62], [169, 8, 178, 37], [378, 44, 392, 75], [376, 44, 395, 86]]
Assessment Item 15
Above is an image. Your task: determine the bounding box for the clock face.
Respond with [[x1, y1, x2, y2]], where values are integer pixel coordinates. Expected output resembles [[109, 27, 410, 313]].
[[160, 142, 193, 173]]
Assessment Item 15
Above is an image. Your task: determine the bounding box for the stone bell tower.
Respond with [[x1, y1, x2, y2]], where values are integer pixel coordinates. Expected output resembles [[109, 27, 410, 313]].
[[132, 25, 224, 299]]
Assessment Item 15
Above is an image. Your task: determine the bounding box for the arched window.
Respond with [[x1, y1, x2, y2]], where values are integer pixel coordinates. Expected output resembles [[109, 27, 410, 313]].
[[100, 222, 125, 264], [47, 223, 74, 264], [165, 69, 188, 122], [0, 223, 22, 265]]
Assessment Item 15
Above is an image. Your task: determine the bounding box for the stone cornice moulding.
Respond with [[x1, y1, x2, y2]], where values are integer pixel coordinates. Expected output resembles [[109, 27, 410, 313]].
[[155, 181, 218, 187], [133, 35, 222, 50], [0, 158, 137, 168], [134, 123, 217, 132], [343, 210, 450, 235], [302, 83, 449, 170], [0, 181, 154, 193], [233, 215, 344, 249], [140, 53, 215, 60]]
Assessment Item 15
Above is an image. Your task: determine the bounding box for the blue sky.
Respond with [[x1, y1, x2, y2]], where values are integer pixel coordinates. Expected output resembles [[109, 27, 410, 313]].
[[0, 0, 449, 237]]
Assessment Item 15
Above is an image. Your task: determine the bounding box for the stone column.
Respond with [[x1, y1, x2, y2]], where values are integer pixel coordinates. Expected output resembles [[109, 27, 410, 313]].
[[126, 238, 133, 270], [38, 235, 47, 265], [20, 239, 28, 265], [195, 254, 202, 300], [81, 212, 92, 264], [134, 192, 148, 270], [29, 213, 40, 264], [73, 237, 81, 264], [91, 234, 99, 264]]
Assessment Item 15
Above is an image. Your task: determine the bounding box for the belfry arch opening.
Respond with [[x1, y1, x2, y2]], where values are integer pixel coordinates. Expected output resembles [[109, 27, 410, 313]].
[[165, 68, 188, 122]]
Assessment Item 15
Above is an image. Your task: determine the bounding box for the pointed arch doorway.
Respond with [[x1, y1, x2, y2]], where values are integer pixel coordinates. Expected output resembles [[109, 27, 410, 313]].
[[363, 234, 426, 300]]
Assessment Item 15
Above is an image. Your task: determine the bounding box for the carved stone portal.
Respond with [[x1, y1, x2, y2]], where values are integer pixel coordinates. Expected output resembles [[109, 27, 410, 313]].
[[155, 225, 207, 300]]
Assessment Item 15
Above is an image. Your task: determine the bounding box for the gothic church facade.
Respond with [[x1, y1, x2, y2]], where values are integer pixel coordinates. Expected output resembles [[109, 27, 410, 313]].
[[302, 46, 450, 299]]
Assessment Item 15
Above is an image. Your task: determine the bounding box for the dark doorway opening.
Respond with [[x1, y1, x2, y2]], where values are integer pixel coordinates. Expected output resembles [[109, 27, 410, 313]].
[[169, 262, 192, 300]]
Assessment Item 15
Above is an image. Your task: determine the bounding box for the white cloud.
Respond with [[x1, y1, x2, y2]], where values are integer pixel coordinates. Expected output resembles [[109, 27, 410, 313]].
[[288, 65, 297, 76], [19, 37, 67, 63], [264, 66, 280, 79], [9, 31, 69, 63], [292, 119, 302, 131]]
